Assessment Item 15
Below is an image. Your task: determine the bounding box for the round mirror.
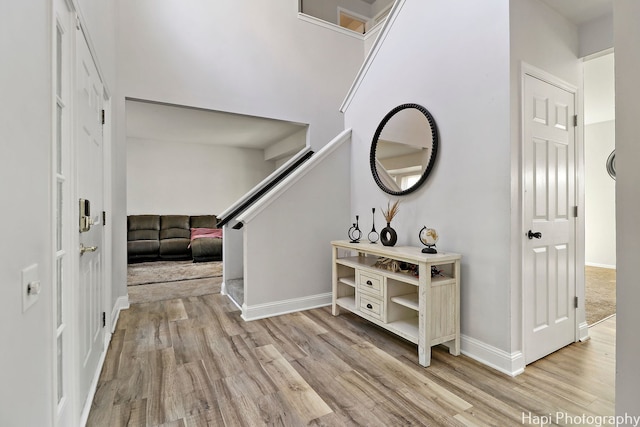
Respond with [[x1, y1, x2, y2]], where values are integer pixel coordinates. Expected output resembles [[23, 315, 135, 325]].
[[370, 103, 438, 196], [606, 149, 616, 180]]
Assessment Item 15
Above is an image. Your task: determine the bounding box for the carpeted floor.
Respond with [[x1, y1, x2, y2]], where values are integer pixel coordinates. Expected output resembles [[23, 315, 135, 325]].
[[585, 265, 616, 326], [127, 260, 222, 286]]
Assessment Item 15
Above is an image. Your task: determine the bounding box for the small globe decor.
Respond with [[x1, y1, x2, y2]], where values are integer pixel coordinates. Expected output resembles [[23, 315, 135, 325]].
[[419, 226, 439, 254]]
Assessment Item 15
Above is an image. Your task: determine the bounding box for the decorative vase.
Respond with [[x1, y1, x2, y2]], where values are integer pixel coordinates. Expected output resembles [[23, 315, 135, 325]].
[[380, 222, 397, 246]]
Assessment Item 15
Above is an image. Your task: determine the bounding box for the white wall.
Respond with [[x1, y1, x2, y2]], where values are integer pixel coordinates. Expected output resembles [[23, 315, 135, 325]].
[[364, 23, 383, 55], [344, 0, 513, 359], [579, 13, 614, 58], [613, 0, 640, 420], [0, 4, 53, 425], [113, 0, 367, 306], [509, 0, 582, 357], [585, 121, 616, 268], [76, 0, 117, 90], [371, 0, 395, 17], [127, 138, 276, 216], [344, 0, 583, 372], [117, 0, 363, 152], [242, 135, 351, 318]]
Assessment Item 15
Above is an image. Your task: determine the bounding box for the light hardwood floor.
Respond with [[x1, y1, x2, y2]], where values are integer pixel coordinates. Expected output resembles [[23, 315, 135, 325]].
[[88, 280, 615, 426]]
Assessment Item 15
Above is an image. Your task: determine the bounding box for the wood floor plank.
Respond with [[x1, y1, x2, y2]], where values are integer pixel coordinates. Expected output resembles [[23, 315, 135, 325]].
[[113, 346, 150, 405], [86, 380, 119, 426], [182, 409, 225, 427], [99, 328, 125, 382], [107, 398, 148, 427], [519, 364, 600, 408], [176, 360, 221, 418], [307, 307, 418, 359], [90, 279, 615, 427], [241, 321, 310, 362], [147, 347, 185, 426], [218, 395, 279, 427], [155, 419, 186, 427], [165, 298, 188, 322], [357, 342, 473, 412], [169, 319, 204, 365], [255, 344, 333, 423], [123, 301, 173, 352], [453, 409, 494, 427], [201, 332, 273, 383], [181, 296, 224, 333]]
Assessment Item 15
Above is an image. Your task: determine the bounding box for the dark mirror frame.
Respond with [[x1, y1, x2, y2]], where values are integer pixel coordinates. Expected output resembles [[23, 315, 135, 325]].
[[370, 103, 439, 196], [606, 149, 616, 180]]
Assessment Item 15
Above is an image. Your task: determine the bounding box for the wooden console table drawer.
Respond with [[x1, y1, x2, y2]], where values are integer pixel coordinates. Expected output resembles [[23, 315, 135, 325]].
[[331, 240, 461, 367], [359, 293, 383, 320], [357, 271, 383, 296]]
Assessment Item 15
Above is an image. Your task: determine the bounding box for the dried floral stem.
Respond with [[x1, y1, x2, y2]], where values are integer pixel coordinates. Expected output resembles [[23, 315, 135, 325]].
[[382, 200, 400, 223]]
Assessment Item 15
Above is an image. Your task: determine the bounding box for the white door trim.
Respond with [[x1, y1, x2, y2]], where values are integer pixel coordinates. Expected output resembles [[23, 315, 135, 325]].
[[51, 0, 76, 425], [520, 62, 587, 366]]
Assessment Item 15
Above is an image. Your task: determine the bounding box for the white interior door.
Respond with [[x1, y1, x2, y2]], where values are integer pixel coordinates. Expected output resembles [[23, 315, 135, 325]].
[[75, 29, 105, 411], [523, 73, 576, 364]]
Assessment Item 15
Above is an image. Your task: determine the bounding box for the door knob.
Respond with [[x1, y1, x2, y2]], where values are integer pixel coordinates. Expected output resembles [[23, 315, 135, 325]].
[[80, 243, 98, 255], [527, 230, 542, 240]]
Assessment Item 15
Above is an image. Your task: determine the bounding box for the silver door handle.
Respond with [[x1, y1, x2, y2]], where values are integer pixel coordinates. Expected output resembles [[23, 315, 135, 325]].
[[80, 244, 98, 255]]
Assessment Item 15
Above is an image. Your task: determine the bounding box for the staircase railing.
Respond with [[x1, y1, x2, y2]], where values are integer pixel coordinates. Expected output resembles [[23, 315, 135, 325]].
[[216, 147, 314, 228]]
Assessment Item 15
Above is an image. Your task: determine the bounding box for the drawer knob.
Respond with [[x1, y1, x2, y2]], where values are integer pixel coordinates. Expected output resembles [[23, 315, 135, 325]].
[[366, 303, 373, 309], [366, 280, 373, 286]]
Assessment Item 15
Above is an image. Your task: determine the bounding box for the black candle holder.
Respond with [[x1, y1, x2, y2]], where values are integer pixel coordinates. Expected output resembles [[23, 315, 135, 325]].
[[368, 208, 379, 243], [348, 215, 362, 243]]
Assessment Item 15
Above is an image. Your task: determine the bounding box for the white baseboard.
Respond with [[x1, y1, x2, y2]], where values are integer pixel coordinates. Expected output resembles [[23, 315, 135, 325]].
[[578, 321, 590, 341], [80, 336, 109, 426], [110, 295, 129, 333], [227, 293, 242, 311], [242, 292, 332, 321], [461, 335, 525, 377], [585, 262, 616, 269], [220, 280, 227, 295]]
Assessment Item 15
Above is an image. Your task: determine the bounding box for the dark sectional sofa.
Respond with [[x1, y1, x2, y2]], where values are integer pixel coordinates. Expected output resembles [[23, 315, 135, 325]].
[[127, 214, 222, 263]]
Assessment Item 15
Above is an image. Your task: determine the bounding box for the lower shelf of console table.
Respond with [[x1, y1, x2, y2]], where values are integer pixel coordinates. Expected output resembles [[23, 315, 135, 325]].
[[331, 240, 461, 367]]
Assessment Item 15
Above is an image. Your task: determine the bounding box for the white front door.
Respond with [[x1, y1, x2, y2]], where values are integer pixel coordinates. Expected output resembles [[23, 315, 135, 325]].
[[523, 73, 577, 364], [75, 28, 105, 412]]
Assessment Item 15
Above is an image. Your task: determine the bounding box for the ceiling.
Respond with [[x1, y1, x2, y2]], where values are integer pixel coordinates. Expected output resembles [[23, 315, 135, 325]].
[[126, 100, 307, 150], [538, 0, 612, 25]]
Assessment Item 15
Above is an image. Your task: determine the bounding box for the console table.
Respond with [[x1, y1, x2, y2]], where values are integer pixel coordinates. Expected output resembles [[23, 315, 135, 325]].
[[331, 240, 461, 367]]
